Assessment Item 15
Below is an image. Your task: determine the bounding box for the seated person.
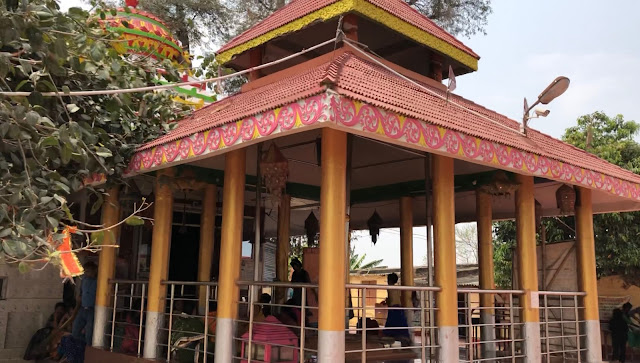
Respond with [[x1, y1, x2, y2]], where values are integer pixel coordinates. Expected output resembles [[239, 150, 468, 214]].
[[46, 302, 71, 331], [276, 299, 302, 336], [254, 293, 272, 323], [120, 299, 142, 355], [383, 273, 410, 343], [204, 301, 217, 342], [171, 301, 206, 362]]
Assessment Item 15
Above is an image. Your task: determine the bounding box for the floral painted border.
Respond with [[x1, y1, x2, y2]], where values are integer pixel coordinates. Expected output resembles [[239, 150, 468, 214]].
[[125, 94, 330, 174], [126, 91, 640, 202], [327, 94, 640, 201]]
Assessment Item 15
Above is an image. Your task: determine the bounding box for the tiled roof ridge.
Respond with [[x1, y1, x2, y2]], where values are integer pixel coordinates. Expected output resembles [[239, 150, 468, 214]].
[[216, 0, 478, 61], [527, 127, 640, 179], [219, 0, 307, 53], [326, 52, 640, 183], [377, 0, 474, 54]]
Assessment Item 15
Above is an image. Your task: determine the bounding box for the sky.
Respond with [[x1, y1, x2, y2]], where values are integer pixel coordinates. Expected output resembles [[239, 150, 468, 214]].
[[57, 0, 640, 268]]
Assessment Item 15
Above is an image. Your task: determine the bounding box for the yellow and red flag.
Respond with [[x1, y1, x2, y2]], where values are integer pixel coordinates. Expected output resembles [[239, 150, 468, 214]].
[[55, 226, 84, 278]]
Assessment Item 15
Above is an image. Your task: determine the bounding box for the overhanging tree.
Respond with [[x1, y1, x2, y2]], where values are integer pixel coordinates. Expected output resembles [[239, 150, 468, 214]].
[[0, 0, 191, 271]]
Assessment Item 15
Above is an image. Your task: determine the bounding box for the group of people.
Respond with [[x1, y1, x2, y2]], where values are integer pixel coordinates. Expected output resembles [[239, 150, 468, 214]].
[[289, 258, 412, 344], [24, 261, 98, 363]]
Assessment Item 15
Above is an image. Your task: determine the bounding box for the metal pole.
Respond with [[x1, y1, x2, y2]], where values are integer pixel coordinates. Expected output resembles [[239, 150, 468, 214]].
[[544, 295, 550, 363], [247, 285, 255, 363], [424, 154, 435, 358], [110, 282, 118, 352], [575, 295, 581, 362], [560, 295, 565, 361], [301, 287, 307, 363], [253, 143, 263, 284], [138, 283, 145, 356], [130, 284, 134, 310], [361, 287, 366, 363], [420, 290, 426, 362], [541, 225, 547, 290], [345, 135, 353, 328], [509, 294, 515, 363], [167, 284, 175, 362], [203, 286, 210, 363], [467, 295, 474, 361]]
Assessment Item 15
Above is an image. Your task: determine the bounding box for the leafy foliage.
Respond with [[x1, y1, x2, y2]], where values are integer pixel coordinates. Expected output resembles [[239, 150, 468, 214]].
[[137, 0, 232, 52], [561, 112, 640, 279], [0, 0, 191, 268], [493, 112, 640, 286], [349, 245, 383, 271], [492, 220, 515, 288], [406, 0, 492, 38]]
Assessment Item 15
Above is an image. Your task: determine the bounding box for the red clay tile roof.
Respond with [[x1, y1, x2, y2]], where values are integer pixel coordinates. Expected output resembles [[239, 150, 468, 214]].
[[216, 0, 478, 59], [140, 51, 640, 185]]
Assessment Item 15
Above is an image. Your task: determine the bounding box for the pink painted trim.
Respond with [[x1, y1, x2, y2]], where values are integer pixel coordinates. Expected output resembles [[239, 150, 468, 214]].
[[328, 94, 640, 201], [125, 94, 329, 174], [125, 92, 640, 202]]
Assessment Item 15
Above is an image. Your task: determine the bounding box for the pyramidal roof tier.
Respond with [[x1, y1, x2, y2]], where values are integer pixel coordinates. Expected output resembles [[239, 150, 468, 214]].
[[128, 50, 640, 203], [216, 0, 480, 76]]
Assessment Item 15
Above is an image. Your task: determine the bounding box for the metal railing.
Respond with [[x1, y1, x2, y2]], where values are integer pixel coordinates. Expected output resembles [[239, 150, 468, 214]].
[[539, 291, 587, 363], [106, 280, 148, 356], [161, 280, 218, 363], [346, 283, 440, 362], [457, 288, 526, 362], [235, 281, 318, 363]]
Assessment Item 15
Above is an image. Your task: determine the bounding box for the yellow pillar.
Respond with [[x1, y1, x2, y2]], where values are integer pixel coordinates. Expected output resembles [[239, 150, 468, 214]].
[[476, 190, 496, 357], [143, 168, 175, 359], [92, 186, 121, 348], [318, 128, 347, 362], [432, 154, 458, 360], [399, 196, 414, 308], [514, 174, 541, 362], [214, 149, 246, 362], [575, 187, 602, 362], [276, 194, 291, 303], [198, 184, 217, 314]]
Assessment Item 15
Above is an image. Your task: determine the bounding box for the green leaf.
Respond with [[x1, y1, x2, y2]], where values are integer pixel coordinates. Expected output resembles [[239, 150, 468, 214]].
[[16, 222, 36, 236], [25, 111, 40, 126], [19, 59, 33, 75], [95, 147, 112, 158], [54, 181, 70, 194], [90, 45, 104, 62], [90, 195, 103, 215], [90, 230, 104, 245], [0, 229, 12, 238], [54, 37, 68, 59], [62, 85, 70, 95], [18, 262, 32, 274], [66, 104, 80, 113], [60, 144, 72, 164], [46, 216, 59, 228], [40, 136, 59, 147], [125, 216, 145, 226]]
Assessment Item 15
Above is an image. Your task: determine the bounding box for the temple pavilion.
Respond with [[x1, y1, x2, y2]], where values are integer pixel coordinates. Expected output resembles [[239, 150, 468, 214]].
[[86, 0, 640, 362]]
